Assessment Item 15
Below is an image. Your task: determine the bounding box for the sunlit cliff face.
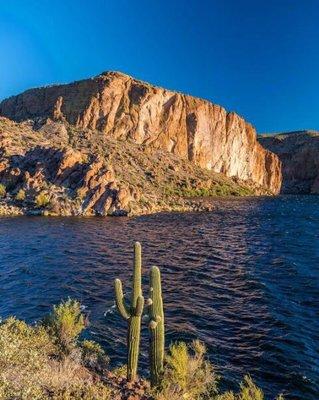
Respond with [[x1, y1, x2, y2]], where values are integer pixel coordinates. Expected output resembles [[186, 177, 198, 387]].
[[0, 71, 281, 194]]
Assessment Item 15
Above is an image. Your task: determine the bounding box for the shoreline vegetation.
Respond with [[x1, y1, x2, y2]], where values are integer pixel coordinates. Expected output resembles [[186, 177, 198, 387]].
[[0, 244, 285, 400]]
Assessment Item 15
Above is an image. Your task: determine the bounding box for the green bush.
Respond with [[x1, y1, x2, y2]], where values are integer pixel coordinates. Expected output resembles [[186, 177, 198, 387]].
[[163, 183, 253, 199], [238, 376, 264, 400], [15, 189, 26, 201], [0, 184, 6, 198], [44, 299, 85, 355], [80, 339, 109, 370], [0, 317, 54, 399], [156, 340, 218, 400], [216, 375, 284, 400], [35, 191, 50, 208], [0, 317, 54, 370], [111, 364, 127, 378], [0, 303, 114, 399]]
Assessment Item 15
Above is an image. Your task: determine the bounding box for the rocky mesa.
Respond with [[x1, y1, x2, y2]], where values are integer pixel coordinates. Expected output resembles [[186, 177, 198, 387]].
[[0, 71, 281, 193], [259, 130, 319, 194], [0, 72, 282, 217]]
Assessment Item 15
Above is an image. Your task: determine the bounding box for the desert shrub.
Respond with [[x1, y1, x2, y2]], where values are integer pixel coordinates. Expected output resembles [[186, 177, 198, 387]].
[[44, 299, 85, 356], [0, 184, 6, 198], [0, 317, 54, 399], [216, 375, 284, 400], [15, 189, 26, 201], [238, 376, 264, 400], [0, 308, 112, 399], [0, 317, 54, 371], [35, 191, 50, 208], [156, 340, 218, 400], [164, 183, 253, 199], [111, 364, 127, 378], [80, 340, 109, 370]]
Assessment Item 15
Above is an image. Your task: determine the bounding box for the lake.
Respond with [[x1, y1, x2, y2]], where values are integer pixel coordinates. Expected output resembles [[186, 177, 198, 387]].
[[0, 196, 318, 399]]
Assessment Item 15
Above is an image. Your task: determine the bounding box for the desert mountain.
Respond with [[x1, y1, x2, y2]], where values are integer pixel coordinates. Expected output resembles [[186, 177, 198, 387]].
[[0, 71, 281, 193], [0, 72, 282, 216]]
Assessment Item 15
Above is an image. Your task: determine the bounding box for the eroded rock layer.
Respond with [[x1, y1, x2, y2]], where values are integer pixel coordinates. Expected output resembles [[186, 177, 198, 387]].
[[0, 71, 281, 194]]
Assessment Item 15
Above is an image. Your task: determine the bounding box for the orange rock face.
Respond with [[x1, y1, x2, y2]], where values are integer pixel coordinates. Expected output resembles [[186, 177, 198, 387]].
[[0, 71, 281, 193]]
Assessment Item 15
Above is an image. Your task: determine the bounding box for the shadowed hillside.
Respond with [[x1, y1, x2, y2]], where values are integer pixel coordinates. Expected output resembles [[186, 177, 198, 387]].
[[259, 130, 319, 194]]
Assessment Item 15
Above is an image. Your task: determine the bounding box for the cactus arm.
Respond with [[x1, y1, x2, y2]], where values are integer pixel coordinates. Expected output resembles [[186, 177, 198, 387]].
[[114, 278, 131, 320], [135, 295, 145, 316]]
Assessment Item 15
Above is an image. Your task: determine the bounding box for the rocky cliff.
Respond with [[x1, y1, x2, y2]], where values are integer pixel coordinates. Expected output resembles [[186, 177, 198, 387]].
[[0, 71, 281, 194], [259, 131, 319, 194]]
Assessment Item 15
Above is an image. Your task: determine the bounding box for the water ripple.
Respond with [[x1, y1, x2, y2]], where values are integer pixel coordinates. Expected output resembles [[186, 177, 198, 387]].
[[0, 195, 318, 399]]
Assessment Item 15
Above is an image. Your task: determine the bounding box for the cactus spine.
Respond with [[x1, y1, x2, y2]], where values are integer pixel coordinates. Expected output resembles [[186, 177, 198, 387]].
[[114, 242, 144, 381], [148, 266, 165, 387]]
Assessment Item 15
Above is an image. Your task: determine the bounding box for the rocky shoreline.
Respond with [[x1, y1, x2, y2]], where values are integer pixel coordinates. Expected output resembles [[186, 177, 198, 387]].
[[0, 196, 216, 217]]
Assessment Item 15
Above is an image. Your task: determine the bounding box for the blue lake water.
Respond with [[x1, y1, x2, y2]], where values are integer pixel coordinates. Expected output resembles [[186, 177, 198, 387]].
[[0, 196, 318, 399]]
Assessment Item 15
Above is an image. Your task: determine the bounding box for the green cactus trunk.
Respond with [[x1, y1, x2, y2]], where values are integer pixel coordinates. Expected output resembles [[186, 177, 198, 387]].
[[114, 242, 144, 381], [127, 315, 142, 380], [148, 266, 165, 387]]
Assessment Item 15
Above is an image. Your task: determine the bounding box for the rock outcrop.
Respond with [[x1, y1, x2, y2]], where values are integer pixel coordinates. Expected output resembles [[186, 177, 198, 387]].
[[259, 131, 319, 194], [0, 117, 264, 216], [0, 71, 281, 194]]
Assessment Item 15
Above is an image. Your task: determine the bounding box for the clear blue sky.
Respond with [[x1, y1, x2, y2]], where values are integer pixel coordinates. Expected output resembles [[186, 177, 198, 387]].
[[0, 0, 318, 133]]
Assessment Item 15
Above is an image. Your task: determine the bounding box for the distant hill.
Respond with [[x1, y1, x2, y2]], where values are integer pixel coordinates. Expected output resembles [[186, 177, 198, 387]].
[[259, 130, 319, 194], [259, 130, 319, 137]]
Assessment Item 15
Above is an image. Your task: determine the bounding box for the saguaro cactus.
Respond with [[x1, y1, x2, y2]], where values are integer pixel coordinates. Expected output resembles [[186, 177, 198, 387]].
[[148, 265, 165, 387], [114, 242, 144, 381]]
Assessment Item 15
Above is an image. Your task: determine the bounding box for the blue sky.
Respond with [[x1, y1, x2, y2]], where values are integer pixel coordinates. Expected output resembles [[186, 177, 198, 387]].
[[0, 0, 318, 133]]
